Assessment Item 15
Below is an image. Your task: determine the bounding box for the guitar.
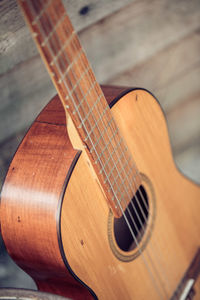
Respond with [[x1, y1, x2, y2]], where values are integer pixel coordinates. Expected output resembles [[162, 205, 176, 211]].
[[1, 0, 200, 299]]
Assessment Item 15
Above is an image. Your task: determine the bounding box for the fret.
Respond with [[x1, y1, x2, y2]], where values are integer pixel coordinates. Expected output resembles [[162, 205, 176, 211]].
[[109, 168, 133, 204], [110, 182, 127, 203], [82, 105, 109, 139], [100, 151, 124, 177], [89, 117, 113, 151], [77, 93, 103, 129], [76, 80, 98, 111], [104, 150, 132, 185], [58, 51, 88, 85], [65, 80, 98, 113], [41, 12, 68, 47], [56, 49, 82, 86], [82, 100, 108, 127], [113, 159, 132, 190], [79, 104, 109, 142], [88, 110, 113, 153], [49, 31, 76, 66], [115, 177, 128, 198], [129, 165, 140, 185], [94, 133, 122, 168], [96, 133, 122, 165], [31, 0, 51, 25]]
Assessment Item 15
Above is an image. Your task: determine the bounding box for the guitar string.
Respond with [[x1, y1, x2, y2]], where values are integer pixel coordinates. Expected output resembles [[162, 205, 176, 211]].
[[69, 42, 172, 298], [26, 0, 168, 298], [69, 65, 171, 296], [26, 0, 167, 296]]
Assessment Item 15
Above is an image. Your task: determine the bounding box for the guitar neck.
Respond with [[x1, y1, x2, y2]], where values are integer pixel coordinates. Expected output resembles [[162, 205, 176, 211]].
[[18, 0, 141, 217]]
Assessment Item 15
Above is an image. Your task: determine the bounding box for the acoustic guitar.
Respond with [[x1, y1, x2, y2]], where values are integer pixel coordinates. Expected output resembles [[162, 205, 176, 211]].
[[1, 1, 200, 299]]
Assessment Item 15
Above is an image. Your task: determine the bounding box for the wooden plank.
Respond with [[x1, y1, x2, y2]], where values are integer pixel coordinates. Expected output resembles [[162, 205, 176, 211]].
[[167, 90, 200, 153], [0, 56, 55, 143], [157, 63, 200, 112], [108, 31, 200, 111], [175, 143, 200, 183], [0, 0, 134, 75], [80, 0, 200, 82], [1, 0, 200, 78]]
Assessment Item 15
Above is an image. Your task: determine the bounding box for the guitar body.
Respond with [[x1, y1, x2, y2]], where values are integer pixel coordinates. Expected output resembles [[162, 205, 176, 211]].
[[1, 86, 200, 299]]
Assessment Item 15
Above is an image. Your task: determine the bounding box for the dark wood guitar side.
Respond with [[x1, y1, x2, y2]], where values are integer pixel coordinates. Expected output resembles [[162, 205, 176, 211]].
[[0, 85, 128, 300]]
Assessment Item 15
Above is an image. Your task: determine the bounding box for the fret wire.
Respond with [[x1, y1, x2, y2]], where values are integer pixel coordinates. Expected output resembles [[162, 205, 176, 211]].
[[94, 137, 116, 167], [59, 57, 89, 86], [41, 12, 67, 47], [80, 106, 109, 141], [67, 81, 99, 120], [77, 93, 103, 129], [101, 150, 124, 177], [31, 0, 51, 25], [78, 94, 106, 125], [96, 130, 121, 163], [103, 151, 131, 180], [113, 175, 128, 198], [76, 80, 98, 110], [90, 120, 118, 158], [114, 172, 135, 204], [105, 156, 132, 194], [50, 31, 76, 66], [88, 116, 113, 150], [57, 49, 82, 84]]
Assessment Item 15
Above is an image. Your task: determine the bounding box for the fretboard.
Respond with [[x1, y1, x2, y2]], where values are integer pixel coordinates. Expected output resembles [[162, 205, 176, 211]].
[[18, 0, 141, 217]]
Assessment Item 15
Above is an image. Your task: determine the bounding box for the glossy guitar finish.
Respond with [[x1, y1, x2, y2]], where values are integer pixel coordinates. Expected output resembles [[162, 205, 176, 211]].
[[1, 85, 200, 299]]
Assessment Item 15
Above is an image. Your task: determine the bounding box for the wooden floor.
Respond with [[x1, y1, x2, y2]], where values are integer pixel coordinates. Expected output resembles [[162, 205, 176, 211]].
[[0, 0, 199, 290]]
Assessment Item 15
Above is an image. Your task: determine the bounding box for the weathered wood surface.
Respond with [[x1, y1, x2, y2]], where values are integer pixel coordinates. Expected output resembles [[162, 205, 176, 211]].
[[0, 0, 134, 75]]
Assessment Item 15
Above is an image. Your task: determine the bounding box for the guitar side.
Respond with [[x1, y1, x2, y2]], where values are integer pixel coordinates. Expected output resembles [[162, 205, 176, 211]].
[[0, 85, 128, 300], [1, 86, 200, 299]]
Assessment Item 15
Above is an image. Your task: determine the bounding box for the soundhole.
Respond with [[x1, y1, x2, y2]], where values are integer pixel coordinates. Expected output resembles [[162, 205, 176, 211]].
[[114, 185, 149, 252]]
